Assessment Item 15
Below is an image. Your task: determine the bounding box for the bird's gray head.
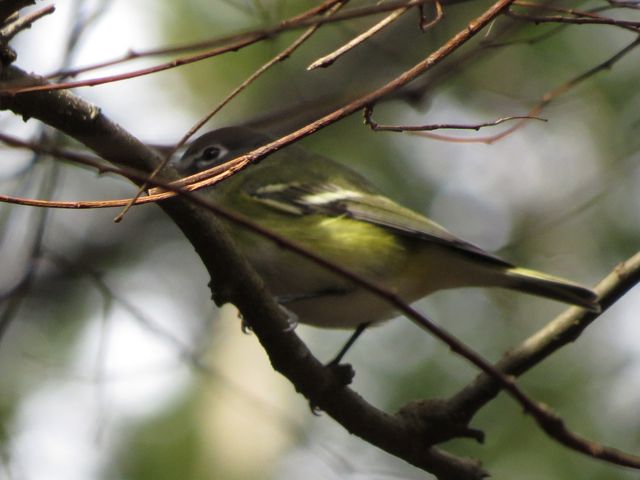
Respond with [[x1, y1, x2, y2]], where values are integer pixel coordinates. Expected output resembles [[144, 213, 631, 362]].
[[174, 126, 272, 175]]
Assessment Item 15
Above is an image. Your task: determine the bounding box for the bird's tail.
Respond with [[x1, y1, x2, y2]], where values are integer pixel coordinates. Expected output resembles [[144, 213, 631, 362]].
[[503, 267, 601, 312]]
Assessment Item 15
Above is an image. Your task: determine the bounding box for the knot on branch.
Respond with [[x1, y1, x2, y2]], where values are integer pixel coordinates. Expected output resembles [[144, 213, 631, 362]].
[[397, 398, 485, 445]]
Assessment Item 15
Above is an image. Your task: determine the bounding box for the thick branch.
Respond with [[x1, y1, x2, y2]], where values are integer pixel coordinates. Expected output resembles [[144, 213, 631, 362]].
[[0, 65, 486, 480]]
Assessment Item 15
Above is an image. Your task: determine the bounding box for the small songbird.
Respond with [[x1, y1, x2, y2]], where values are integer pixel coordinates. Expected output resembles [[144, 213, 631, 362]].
[[175, 126, 600, 329]]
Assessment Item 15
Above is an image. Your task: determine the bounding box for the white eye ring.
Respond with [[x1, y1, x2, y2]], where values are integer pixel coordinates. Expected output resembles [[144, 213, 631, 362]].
[[195, 144, 228, 168]]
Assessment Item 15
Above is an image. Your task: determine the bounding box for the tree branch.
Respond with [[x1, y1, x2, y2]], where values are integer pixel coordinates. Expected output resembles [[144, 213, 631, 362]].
[[0, 3, 54, 41], [0, 65, 487, 480], [3, 0, 636, 475], [0, 0, 34, 24], [445, 252, 640, 466], [1, 0, 431, 94]]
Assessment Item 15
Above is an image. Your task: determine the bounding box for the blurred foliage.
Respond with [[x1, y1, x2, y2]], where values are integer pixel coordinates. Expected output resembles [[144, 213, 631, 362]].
[[1, 1, 640, 480], [113, 388, 205, 480]]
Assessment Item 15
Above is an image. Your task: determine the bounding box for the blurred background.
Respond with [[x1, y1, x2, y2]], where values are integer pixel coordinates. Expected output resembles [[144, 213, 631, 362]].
[[0, 0, 639, 479]]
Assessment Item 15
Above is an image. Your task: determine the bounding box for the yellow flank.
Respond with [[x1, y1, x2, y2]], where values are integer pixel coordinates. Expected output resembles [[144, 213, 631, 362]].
[[283, 214, 406, 278]]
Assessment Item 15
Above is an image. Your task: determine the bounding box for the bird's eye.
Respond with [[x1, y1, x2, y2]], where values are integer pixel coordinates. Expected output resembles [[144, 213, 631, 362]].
[[191, 144, 228, 171], [202, 146, 221, 161]]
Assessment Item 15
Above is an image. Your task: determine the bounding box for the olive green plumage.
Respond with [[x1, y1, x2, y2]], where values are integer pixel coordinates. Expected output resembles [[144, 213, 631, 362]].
[[175, 127, 600, 328]]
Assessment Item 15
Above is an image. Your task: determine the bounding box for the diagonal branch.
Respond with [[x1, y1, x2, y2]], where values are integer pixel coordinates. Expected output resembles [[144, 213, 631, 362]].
[[307, 4, 412, 70], [0, 4, 54, 41], [0, 65, 486, 480], [3, 0, 638, 475], [364, 104, 546, 132], [447, 251, 640, 466], [148, 0, 521, 196], [0, 0, 34, 24], [1, 0, 431, 94], [112, 0, 351, 223], [405, 36, 640, 144]]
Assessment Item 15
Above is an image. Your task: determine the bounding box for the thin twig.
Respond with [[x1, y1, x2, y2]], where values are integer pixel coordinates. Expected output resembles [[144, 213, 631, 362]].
[[0, 151, 59, 340], [507, 6, 640, 31], [112, 0, 349, 223], [147, 0, 521, 196], [4, 0, 638, 471], [420, 0, 444, 30], [0, 0, 34, 24], [45, 136, 640, 470], [474, 36, 640, 144], [448, 251, 640, 466], [307, 5, 411, 70], [15, 123, 638, 471], [403, 36, 640, 144], [2, 0, 430, 94], [0, 3, 54, 40], [45, 0, 417, 80], [0, 133, 185, 208], [364, 105, 546, 132]]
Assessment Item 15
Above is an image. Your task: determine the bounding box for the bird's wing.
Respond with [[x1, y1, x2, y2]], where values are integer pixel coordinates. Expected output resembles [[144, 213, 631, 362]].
[[249, 182, 513, 268]]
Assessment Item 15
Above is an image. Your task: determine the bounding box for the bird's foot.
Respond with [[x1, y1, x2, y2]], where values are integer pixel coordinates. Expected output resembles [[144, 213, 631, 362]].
[[307, 361, 356, 415]]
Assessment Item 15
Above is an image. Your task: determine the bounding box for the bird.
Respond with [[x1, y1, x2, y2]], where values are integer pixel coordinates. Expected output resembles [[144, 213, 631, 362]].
[[174, 126, 600, 330]]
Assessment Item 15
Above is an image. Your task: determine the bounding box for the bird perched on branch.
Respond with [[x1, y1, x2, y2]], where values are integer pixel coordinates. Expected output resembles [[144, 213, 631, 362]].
[[175, 126, 600, 330]]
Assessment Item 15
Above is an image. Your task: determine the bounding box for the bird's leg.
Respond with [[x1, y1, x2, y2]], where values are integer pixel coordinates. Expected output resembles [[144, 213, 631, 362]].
[[327, 322, 370, 367], [277, 289, 366, 388], [307, 323, 372, 414]]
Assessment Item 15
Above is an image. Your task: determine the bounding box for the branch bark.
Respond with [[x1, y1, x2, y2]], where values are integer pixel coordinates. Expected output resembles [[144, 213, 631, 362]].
[[3, 0, 637, 475], [450, 251, 640, 416], [0, 65, 487, 480]]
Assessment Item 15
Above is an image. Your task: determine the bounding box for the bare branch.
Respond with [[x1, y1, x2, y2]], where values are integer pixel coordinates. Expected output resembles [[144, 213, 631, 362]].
[[419, 0, 444, 31], [2, 0, 638, 475], [146, 0, 520, 196], [6, 39, 640, 470], [451, 36, 640, 144], [0, 3, 54, 41], [364, 104, 546, 133], [608, 0, 640, 8], [112, 0, 350, 223], [447, 252, 640, 467], [0, 65, 496, 479], [1, 0, 431, 94], [307, 4, 412, 70], [508, 2, 640, 31], [9, 119, 640, 473], [0, 0, 34, 24]]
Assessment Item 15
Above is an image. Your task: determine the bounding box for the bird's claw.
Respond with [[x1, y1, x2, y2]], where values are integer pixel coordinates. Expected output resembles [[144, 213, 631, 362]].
[[326, 361, 355, 387], [307, 362, 356, 414]]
